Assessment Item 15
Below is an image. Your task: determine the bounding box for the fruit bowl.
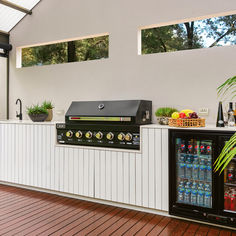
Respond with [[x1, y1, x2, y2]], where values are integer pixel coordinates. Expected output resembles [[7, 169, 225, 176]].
[[169, 118, 205, 128]]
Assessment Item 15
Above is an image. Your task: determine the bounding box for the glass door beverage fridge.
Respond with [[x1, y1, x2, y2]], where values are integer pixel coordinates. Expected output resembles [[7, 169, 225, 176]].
[[169, 130, 236, 228]]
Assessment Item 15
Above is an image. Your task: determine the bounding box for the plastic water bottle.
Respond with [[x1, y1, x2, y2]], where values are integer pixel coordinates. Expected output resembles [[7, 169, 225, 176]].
[[184, 188, 191, 204], [199, 157, 205, 165], [206, 165, 212, 182], [199, 165, 206, 181], [178, 154, 186, 178], [193, 155, 199, 164], [177, 187, 185, 203], [204, 192, 212, 208], [190, 182, 198, 205], [192, 156, 199, 180], [178, 163, 186, 178], [197, 184, 205, 206], [185, 155, 193, 179]]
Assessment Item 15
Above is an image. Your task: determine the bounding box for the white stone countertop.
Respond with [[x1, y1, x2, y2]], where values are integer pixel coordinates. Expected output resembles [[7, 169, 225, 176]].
[[141, 124, 236, 132], [0, 120, 235, 132]]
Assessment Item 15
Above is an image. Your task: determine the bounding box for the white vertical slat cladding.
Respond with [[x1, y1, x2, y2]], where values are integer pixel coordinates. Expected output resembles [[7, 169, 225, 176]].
[[0, 124, 168, 212], [142, 128, 149, 207], [161, 129, 169, 211], [155, 129, 162, 210]]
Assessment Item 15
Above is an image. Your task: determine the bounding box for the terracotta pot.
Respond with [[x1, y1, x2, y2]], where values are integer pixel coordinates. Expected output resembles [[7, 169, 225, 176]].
[[28, 113, 48, 122], [46, 109, 53, 121]]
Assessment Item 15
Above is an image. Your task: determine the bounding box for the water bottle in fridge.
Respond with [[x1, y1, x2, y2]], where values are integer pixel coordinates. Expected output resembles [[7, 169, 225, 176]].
[[190, 182, 198, 205], [184, 188, 191, 204], [206, 165, 212, 182], [192, 157, 199, 180], [204, 184, 212, 208], [197, 183, 205, 207], [183, 181, 192, 204], [199, 164, 206, 181], [185, 155, 193, 179], [177, 187, 185, 203], [178, 162, 186, 178]]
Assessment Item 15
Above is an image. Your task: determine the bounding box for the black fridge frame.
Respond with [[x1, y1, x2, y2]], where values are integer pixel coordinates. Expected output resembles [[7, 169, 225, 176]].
[[169, 129, 236, 228], [218, 134, 236, 222]]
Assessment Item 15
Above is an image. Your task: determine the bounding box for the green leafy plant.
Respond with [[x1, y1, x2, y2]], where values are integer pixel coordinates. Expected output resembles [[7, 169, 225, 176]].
[[27, 104, 48, 115], [155, 107, 178, 117], [42, 101, 54, 109], [214, 75, 236, 174], [217, 75, 236, 100], [214, 133, 236, 174]]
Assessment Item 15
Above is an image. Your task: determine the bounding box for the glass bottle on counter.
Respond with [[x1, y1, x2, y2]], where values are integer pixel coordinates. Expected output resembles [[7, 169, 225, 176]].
[[228, 102, 234, 117], [228, 111, 235, 127], [216, 101, 225, 127]]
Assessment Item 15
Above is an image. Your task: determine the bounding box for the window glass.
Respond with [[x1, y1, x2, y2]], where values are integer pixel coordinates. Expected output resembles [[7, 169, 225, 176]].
[[142, 14, 236, 54], [22, 35, 109, 67]]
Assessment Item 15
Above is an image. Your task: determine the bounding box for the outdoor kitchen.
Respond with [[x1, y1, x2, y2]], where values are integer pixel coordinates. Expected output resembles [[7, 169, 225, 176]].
[[0, 0, 235, 234]]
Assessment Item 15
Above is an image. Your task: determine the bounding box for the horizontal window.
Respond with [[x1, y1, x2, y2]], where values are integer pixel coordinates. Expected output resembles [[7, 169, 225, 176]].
[[21, 34, 109, 67], [141, 14, 236, 55]]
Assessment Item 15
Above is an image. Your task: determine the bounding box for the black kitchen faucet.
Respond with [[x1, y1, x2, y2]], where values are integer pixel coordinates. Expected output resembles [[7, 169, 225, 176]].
[[16, 99, 22, 120]]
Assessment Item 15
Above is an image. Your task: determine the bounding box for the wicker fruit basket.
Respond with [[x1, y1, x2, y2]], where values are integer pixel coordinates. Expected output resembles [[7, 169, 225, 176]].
[[169, 118, 205, 128]]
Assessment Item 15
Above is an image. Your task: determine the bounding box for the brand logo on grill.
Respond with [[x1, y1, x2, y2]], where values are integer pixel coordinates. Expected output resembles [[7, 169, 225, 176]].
[[98, 104, 105, 110]]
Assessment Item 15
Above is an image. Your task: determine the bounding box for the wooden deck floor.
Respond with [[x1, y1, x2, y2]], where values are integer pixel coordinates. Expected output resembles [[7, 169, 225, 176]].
[[0, 185, 234, 236]]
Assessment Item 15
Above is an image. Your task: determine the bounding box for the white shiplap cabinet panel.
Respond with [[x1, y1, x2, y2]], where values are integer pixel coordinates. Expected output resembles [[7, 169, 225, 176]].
[[0, 124, 169, 212], [93, 127, 168, 212], [161, 129, 169, 211]]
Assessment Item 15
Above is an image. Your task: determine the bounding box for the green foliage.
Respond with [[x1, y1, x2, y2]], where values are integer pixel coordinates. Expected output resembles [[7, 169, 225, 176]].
[[142, 14, 236, 54], [42, 101, 54, 109], [27, 104, 48, 115], [214, 133, 236, 174], [22, 35, 109, 67], [155, 107, 178, 117], [217, 75, 236, 100], [215, 75, 236, 173]]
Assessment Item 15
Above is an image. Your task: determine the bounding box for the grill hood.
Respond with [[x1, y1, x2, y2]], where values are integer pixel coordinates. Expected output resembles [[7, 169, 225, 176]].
[[65, 100, 152, 125]]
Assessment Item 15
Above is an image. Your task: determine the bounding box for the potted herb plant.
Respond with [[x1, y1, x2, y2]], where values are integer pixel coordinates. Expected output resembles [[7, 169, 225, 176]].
[[42, 101, 54, 121], [155, 107, 178, 125], [214, 75, 236, 174], [27, 104, 48, 122]]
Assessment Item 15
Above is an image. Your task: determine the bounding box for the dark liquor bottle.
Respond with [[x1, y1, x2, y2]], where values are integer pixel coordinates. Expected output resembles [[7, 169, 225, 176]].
[[234, 102, 236, 120], [216, 101, 225, 127], [228, 102, 233, 118]]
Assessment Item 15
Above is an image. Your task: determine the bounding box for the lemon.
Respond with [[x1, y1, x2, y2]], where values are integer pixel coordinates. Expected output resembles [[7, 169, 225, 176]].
[[172, 112, 179, 119]]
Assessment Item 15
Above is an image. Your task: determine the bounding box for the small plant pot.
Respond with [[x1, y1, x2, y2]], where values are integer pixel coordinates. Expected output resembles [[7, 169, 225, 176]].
[[157, 117, 170, 125], [28, 113, 48, 122], [45, 109, 53, 121]]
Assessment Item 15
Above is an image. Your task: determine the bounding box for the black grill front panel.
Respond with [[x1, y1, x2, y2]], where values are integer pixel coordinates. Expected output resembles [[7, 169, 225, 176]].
[[56, 124, 140, 150]]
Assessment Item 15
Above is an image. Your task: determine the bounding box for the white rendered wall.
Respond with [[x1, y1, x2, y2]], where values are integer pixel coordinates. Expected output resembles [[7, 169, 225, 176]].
[[9, 0, 236, 123], [0, 57, 6, 119]]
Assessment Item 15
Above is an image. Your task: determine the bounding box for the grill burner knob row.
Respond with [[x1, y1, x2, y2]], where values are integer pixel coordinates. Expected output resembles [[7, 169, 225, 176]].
[[118, 132, 125, 141], [66, 130, 73, 138], [95, 131, 103, 140], [75, 131, 83, 138], [106, 132, 114, 140], [85, 131, 93, 139], [125, 133, 133, 141]]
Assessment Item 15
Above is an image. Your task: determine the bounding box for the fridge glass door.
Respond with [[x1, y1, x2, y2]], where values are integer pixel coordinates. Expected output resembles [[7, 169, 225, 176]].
[[176, 138, 213, 208], [223, 142, 236, 213]]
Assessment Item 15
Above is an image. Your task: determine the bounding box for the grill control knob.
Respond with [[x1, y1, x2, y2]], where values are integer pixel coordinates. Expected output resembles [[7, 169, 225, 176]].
[[106, 132, 114, 140], [125, 133, 132, 141], [66, 130, 73, 138], [95, 131, 103, 140], [85, 131, 93, 139], [75, 131, 83, 138], [118, 132, 125, 141]]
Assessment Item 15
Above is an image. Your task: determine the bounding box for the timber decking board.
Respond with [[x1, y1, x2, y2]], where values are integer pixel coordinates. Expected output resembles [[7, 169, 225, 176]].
[[0, 184, 234, 236]]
